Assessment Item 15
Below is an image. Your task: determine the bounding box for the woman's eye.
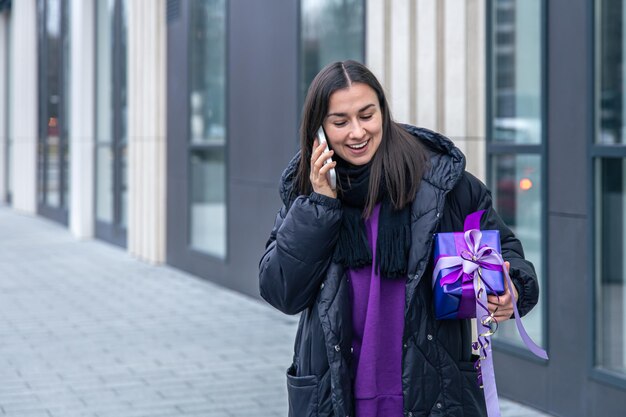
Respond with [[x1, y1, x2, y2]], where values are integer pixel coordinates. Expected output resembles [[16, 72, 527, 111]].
[[361, 114, 373, 120], [333, 121, 347, 127]]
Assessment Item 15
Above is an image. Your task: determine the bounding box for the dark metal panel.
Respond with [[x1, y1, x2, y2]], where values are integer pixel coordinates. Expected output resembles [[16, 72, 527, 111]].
[[547, 0, 590, 217], [546, 215, 589, 417], [227, 181, 284, 299], [227, 0, 300, 186], [589, 379, 626, 417], [166, 0, 190, 268]]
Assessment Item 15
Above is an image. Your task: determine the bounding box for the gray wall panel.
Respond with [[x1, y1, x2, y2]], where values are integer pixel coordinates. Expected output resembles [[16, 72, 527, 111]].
[[546, 0, 590, 216], [546, 215, 588, 417], [228, 0, 300, 187], [228, 182, 284, 300], [226, 0, 299, 299], [590, 381, 626, 417]]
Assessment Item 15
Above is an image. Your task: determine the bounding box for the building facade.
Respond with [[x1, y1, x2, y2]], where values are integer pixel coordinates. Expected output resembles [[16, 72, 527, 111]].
[[0, 0, 624, 415]]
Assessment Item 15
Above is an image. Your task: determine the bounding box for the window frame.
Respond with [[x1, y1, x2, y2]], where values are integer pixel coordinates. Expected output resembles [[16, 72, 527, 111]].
[[589, 0, 626, 390], [486, 0, 550, 362], [36, 0, 70, 225], [185, 0, 229, 260], [94, 0, 128, 248]]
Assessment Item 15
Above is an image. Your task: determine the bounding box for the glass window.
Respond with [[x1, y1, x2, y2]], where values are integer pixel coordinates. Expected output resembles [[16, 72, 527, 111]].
[[595, 158, 626, 374], [489, 0, 545, 348], [38, 0, 70, 211], [95, 0, 127, 239], [598, 0, 625, 145], [45, 0, 62, 207], [594, 0, 626, 376], [299, 0, 365, 105], [491, 154, 543, 345], [188, 0, 227, 258], [5, 12, 11, 203], [96, 0, 114, 223]]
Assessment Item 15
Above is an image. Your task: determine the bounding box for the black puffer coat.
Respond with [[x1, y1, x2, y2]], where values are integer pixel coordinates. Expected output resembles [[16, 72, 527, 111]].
[[259, 126, 539, 417]]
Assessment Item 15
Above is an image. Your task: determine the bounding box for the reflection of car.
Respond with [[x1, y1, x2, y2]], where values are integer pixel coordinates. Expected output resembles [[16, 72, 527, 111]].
[[599, 90, 621, 144], [493, 117, 541, 144], [493, 156, 540, 228]]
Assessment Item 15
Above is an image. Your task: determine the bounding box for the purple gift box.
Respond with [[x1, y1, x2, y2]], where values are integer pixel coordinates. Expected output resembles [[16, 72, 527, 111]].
[[432, 216, 505, 320]]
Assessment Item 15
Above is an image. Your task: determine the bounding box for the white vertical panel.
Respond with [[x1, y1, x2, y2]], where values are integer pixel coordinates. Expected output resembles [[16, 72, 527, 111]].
[[443, 0, 466, 148], [390, 0, 411, 122], [145, 0, 155, 262], [127, 0, 137, 255], [69, 0, 95, 238], [465, 0, 486, 180], [0, 13, 7, 201], [11, 0, 37, 214], [366, 0, 386, 84], [156, 1, 167, 263], [415, 0, 437, 129], [128, 0, 166, 263]]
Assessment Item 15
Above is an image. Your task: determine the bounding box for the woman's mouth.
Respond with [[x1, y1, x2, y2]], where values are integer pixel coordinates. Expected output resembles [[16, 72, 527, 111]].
[[347, 139, 370, 153]]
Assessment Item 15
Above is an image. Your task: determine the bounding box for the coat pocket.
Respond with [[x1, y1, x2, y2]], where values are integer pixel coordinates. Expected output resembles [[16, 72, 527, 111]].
[[287, 364, 319, 417], [458, 359, 487, 417]]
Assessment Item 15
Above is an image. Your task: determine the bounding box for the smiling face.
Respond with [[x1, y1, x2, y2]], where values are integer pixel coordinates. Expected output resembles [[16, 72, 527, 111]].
[[322, 82, 383, 166]]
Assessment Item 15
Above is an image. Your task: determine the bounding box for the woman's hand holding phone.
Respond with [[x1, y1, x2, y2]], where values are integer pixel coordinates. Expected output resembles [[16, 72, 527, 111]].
[[310, 138, 338, 199]]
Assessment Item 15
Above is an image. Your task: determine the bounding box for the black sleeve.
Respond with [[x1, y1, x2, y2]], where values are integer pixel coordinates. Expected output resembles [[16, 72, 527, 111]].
[[462, 172, 540, 317], [258, 192, 343, 315]]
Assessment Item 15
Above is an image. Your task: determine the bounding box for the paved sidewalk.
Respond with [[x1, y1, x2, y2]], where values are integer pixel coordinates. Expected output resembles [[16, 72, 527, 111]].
[[0, 207, 551, 417]]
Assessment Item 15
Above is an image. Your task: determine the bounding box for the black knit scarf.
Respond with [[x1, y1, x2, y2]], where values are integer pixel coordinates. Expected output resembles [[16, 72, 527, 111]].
[[332, 156, 411, 278]]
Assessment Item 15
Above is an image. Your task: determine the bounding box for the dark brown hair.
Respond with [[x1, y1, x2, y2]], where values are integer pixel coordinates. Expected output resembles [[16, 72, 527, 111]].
[[295, 60, 429, 217]]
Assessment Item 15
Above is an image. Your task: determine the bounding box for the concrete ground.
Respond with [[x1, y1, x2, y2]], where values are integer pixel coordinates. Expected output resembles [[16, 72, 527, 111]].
[[0, 207, 552, 417]]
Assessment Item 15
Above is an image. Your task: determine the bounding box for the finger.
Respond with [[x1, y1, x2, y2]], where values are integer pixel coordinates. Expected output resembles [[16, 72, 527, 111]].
[[488, 293, 511, 306], [504, 261, 510, 273], [495, 308, 513, 319], [319, 160, 337, 176], [311, 139, 326, 165], [313, 150, 334, 171], [487, 303, 511, 317]]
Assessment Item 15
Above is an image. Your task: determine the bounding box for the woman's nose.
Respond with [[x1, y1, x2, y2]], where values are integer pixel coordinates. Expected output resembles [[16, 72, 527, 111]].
[[349, 122, 366, 139]]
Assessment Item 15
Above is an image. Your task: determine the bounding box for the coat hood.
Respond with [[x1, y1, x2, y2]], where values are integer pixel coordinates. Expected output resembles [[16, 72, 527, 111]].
[[278, 125, 466, 207]]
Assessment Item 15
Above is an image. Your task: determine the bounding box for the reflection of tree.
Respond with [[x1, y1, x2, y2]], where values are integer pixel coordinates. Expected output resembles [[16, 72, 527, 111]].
[[494, 0, 516, 119], [600, 0, 623, 144], [190, 0, 226, 142], [300, 0, 364, 104]]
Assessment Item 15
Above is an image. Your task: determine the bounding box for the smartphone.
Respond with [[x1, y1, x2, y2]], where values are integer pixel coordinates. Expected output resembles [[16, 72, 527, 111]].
[[316, 126, 337, 190]]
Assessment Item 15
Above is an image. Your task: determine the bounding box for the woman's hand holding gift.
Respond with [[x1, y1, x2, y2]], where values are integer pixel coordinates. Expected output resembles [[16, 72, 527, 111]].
[[487, 261, 518, 322]]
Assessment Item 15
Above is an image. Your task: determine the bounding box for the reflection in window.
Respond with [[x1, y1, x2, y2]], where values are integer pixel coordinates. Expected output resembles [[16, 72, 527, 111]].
[[492, 0, 542, 144], [95, 0, 127, 234], [5, 14, 11, 203], [489, 0, 545, 348], [188, 0, 227, 258], [595, 158, 626, 374], [595, 0, 626, 376], [300, 0, 364, 105], [38, 0, 70, 209], [491, 154, 543, 345], [598, 0, 625, 144], [96, 0, 114, 223]]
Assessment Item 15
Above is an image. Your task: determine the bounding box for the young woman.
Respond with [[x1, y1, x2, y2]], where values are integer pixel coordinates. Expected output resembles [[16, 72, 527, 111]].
[[259, 60, 538, 417]]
